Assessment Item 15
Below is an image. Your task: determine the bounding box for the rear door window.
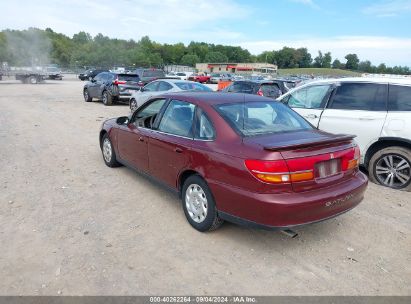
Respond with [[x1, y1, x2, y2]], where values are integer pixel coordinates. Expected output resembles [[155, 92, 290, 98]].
[[287, 85, 331, 109], [388, 85, 411, 111], [329, 83, 387, 111], [260, 84, 281, 98], [194, 109, 215, 140], [118, 74, 140, 82]]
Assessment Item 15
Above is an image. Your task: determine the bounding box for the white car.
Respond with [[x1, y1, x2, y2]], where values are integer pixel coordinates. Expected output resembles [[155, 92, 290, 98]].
[[129, 79, 213, 112], [278, 77, 411, 191], [174, 72, 193, 80]]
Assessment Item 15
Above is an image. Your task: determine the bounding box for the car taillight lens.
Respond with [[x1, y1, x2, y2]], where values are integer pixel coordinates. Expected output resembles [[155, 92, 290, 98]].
[[342, 145, 360, 171], [257, 90, 264, 96], [245, 159, 314, 184], [113, 79, 126, 85]]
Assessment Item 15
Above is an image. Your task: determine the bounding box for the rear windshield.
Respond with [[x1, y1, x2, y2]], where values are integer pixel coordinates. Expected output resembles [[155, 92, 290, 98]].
[[175, 82, 213, 91], [260, 84, 281, 97], [143, 70, 165, 78], [215, 101, 312, 136], [118, 74, 140, 82]]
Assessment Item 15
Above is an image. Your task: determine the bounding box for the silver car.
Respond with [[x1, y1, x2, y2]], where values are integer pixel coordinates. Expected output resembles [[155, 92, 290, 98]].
[[129, 79, 213, 112]]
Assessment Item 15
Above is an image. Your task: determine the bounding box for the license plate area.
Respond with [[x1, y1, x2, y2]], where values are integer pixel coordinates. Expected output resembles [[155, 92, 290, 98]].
[[315, 158, 341, 179]]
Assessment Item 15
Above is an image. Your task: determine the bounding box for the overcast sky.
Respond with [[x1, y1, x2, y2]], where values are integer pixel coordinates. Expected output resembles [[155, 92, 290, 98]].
[[2, 0, 411, 66]]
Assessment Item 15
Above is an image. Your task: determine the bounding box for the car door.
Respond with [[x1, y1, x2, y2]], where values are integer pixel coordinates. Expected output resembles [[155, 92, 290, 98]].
[[116, 98, 168, 172], [383, 83, 411, 140], [88, 73, 103, 97], [318, 82, 388, 161], [282, 84, 332, 127], [148, 99, 195, 188], [135, 81, 160, 107]]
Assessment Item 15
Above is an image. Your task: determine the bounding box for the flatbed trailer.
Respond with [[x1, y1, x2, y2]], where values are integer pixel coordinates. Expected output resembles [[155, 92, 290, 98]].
[[14, 72, 47, 84]]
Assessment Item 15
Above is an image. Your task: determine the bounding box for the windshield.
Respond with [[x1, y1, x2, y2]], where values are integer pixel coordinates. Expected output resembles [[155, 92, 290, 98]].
[[118, 74, 140, 82], [175, 82, 213, 91], [215, 101, 312, 136]]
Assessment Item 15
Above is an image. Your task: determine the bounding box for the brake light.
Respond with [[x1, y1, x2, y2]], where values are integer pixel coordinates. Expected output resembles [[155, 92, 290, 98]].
[[113, 79, 126, 85], [342, 145, 360, 171], [245, 159, 314, 184], [257, 89, 264, 96]]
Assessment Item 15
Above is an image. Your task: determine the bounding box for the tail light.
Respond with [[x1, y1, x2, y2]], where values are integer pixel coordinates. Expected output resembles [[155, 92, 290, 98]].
[[245, 159, 314, 184], [113, 79, 126, 85], [257, 89, 264, 96], [342, 145, 360, 171]]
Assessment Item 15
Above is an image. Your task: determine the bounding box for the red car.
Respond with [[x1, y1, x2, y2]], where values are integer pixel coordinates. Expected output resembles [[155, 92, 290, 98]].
[[188, 74, 211, 83], [99, 92, 367, 232]]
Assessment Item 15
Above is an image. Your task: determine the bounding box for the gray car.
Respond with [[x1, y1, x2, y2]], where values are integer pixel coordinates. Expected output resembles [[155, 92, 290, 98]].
[[129, 79, 213, 112]]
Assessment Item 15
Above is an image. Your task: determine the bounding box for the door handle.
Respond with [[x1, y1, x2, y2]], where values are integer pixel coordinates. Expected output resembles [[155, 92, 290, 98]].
[[138, 136, 144, 142], [174, 147, 183, 153], [305, 114, 318, 119]]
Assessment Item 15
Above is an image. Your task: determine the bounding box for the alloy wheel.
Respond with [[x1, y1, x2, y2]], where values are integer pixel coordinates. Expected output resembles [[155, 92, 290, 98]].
[[130, 99, 138, 112], [375, 154, 411, 189]]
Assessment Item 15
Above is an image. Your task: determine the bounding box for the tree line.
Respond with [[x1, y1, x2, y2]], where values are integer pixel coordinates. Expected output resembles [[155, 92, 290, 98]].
[[0, 28, 409, 75]]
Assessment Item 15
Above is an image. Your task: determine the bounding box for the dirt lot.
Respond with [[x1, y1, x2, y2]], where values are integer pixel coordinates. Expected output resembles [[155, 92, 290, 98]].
[[0, 75, 410, 296]]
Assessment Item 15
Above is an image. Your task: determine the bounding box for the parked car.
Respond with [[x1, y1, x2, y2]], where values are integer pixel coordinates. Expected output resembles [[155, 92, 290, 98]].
[[44, 66, 63, 80], [129, 79, 213, 112], [188, 74, 211, 83], [83, 72, 141, 105], [174, 72, 193, 81], [222, 80, 288, 99], [99, 92, 367, 232], [209, 73, 233, 84], [278, 77, 411, 191], [132, 68, 165, 85], [78, 69, 109, 81]]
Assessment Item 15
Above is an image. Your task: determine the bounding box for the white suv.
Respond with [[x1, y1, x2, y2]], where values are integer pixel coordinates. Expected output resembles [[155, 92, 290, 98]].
[[278, 77, 411, 191]]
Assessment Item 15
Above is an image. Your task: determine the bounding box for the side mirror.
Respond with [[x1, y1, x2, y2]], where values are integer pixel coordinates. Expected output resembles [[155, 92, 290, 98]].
[[116, 116, 129, 125]]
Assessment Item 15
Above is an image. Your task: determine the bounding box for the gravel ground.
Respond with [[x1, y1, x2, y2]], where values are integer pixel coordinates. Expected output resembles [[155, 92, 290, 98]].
[[0, 75, 410, 296]]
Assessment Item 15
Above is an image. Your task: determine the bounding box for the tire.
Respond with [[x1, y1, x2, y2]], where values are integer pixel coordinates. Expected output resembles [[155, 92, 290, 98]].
[[29, 76, 37, 84], [102, 91, 113, 106], [181, 175, 223, 232], [83, 89, 92, 102], [368, 146, 411, 191], [130, 98, 138, 112], [101, 134, 121, 168]]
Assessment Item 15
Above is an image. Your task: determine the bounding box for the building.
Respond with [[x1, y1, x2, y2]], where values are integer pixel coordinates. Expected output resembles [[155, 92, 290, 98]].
[[196, 62, 277, 75]]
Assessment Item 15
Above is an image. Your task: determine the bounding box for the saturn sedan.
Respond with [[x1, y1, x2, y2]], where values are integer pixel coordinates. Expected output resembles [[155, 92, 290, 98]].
[[129, 79, 212, 112], [99, 92, 368, 232]]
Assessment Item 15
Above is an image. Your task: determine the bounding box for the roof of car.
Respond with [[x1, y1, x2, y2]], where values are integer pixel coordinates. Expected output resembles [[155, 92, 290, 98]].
[[298, 77, 411, 86], [155, 92, 273, 105]]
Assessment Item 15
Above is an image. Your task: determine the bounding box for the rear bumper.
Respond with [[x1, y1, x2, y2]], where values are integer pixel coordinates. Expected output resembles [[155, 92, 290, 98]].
[[209, 171, 368, 228]]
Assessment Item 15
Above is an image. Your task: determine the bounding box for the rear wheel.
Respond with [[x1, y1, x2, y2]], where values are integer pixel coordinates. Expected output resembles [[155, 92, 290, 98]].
[[181, 175, 223, 232], [368, 146, 411, 191], [83, 89, 92, 102], [102, 91, 112, 106], [101, 134, 121, 167], [29, 76, 37, 84], [130, 98, 138, 112]]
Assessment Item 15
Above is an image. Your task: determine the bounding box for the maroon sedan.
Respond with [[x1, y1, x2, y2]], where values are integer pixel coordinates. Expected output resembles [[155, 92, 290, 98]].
[[99, 92, 367, 232]]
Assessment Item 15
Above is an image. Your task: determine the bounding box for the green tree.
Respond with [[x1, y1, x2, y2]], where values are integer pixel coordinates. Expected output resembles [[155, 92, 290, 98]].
[[204, 51, 228, 63], [344, 53, 359, 70], [332, 59, 343, 69], [180, 54, 200, 66]]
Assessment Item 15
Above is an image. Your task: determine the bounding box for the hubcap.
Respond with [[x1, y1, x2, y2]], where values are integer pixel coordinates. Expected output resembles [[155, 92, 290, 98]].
[[84, 90, 88, 100], [375, 154, 411, 189], [185, 184, 208, 223], [102, 138, 112, 163], [103, 93, 107, 104], [130, 99, 138, 112]]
